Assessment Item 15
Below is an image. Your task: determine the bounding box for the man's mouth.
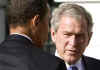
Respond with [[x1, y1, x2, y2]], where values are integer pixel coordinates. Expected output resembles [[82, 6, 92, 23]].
[[64, 49, 79, 55]]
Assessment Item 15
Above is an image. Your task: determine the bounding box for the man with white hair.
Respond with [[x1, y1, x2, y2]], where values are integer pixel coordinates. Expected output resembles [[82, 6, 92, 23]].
[[51, 3, 100, 70]]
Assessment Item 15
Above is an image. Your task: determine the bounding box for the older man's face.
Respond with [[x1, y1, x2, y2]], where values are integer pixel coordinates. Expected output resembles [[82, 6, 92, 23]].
[[51, 16, 92, 65]]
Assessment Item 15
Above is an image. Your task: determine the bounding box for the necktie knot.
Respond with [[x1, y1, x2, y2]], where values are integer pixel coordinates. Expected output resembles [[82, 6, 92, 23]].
[[71, 66, 78, 70]]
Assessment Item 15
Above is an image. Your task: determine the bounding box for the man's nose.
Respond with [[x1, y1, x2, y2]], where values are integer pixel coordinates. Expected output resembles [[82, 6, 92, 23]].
[[69, 35, 77, 46]]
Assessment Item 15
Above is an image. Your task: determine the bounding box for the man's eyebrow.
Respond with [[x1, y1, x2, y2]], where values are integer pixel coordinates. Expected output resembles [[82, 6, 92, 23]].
[[63, 31, 85, 34], [63, 31, 73, 34]]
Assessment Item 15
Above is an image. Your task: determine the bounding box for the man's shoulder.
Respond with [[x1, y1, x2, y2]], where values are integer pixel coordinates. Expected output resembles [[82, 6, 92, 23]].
[[32, 48, 66, 70], [83, 55, 100, 69], [83, 56, 100, 63], [0, 36, 66, 70], [32, 48, 64, 63], [0, 35, 32, 48]]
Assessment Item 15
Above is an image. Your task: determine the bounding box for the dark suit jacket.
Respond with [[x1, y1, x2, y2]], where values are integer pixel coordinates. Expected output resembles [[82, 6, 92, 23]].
[[0, 35, 66, 70], [82, 56, 100, 70], [51, 48, 100, 70]]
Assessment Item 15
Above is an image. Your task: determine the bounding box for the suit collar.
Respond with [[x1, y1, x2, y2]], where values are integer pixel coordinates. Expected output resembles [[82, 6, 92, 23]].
[[8, 34, 31, 41], [10, 33, 32, 42], [7, 34, 34, 48]]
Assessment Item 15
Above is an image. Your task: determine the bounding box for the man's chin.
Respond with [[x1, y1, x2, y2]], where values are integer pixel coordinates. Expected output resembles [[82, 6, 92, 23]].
[[63, 55, 79, 65]]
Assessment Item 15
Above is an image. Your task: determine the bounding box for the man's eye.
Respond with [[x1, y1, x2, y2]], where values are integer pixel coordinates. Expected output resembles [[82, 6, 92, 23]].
[[64, 33, 72, 36], [78, 34, 85, 37]]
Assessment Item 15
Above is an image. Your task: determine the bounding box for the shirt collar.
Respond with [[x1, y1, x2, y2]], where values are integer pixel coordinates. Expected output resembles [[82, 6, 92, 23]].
[[10, 33, 32, 42], [55, 50, 84, 70]]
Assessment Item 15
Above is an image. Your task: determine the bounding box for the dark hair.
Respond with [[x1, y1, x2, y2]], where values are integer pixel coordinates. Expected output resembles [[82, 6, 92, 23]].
[[8, 0, 48, 27]]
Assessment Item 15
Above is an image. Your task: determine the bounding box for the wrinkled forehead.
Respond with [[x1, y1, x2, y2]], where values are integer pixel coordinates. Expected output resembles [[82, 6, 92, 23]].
[[58, 16, 88, 33]]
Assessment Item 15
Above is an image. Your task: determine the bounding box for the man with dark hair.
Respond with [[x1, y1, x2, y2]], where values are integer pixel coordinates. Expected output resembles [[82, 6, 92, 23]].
[[0, 0, 66, 70]]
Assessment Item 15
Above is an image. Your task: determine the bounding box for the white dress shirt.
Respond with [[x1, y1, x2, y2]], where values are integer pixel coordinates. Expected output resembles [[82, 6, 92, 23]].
[[55, 50, 84, 70]]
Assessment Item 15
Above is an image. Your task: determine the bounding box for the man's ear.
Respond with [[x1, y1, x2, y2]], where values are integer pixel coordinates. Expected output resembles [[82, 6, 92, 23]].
[[31, 15, 40, 26], [50, 28, 56, 42], [89, 32, 93, 41], [86, 32, 92, 47]]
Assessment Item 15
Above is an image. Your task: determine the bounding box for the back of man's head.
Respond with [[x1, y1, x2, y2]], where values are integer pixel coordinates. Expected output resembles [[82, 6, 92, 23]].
[[8, 0, 47, 28]]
